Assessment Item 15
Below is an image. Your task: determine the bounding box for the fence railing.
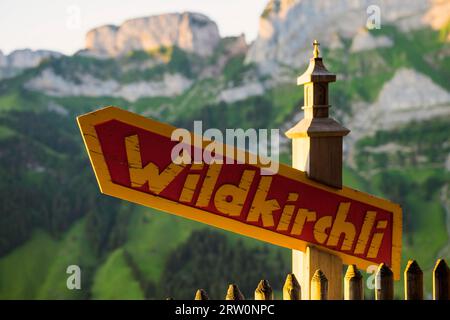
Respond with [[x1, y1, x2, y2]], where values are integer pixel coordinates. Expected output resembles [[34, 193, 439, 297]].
[[174, 259, 450, 300]]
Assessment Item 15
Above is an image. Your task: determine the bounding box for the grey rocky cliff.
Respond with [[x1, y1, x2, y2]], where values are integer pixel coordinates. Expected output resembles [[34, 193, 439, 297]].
[[25, 69, 193, 102], [0, 49, 62, 80], [345, 68, 450, 162], [84, 12, 221, 58], [280, 68, 450, 158], [423, 0, 450, 31], [246, 0, 435, 71], [349, 28, 393, 53], [351, 68, 450, 135]]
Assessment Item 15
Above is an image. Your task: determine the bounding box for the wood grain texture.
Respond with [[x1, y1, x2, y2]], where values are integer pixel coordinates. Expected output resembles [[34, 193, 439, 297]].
[[194, 289, 209, 300], [254, 280, 274, 300], [283, 273, 301, 300], [311, 269, 328, 300], [404, 260, 423, 300], [375, 263, 394, 300], [344, 264, 364, 300], [288, 46, 350, 300], [293, 246, 342, 299], [225, 284, 245, 300], [433, 259, 449, 300]]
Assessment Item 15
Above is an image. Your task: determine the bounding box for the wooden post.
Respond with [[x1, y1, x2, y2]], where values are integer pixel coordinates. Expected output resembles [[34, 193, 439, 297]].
[[255, 280, 274, 300], [225, 284, 245, 300], [433, 259, 449, 300], [344, 264, 364, 300], [286, 40, 349, 300], [283, 273, 301, 300], [375, 263, 394, 300], [404, 260, 423, 300], [195, 289, 209, 300], [311, 269, 328, 300]]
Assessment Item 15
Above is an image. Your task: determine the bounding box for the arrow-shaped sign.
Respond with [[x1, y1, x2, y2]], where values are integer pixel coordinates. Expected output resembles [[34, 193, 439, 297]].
[[77, 106, 402, 278]]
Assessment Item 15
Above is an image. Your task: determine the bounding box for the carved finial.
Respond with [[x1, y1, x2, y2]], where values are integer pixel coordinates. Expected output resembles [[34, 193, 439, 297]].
[[313, 39, 320, 58]]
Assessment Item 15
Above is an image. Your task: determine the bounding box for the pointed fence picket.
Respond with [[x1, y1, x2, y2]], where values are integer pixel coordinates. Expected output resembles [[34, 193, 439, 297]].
[[165, 258, 450, 300]]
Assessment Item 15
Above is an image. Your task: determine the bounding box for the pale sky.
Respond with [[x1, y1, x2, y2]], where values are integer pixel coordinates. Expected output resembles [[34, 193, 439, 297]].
[[0, 0, 268, 55]]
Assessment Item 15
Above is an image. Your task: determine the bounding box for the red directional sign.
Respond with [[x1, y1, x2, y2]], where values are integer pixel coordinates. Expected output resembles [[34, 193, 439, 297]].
[[78, 106, 402, 278]]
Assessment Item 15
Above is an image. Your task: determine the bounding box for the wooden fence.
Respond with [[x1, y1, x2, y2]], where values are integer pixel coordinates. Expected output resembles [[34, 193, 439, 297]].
[[174, 259, 450, 300]]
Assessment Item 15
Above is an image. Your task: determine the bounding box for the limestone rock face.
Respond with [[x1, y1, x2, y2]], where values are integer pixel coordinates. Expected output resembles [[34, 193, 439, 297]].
[[350, 68, 450, 140], [423, 0, 450, 30], [350, 28, 393, 53], [246, 0, 433, 70], [0, 49, 62, 68], [218, 82, 265, 103], [200, 34, 249, 79], [85, 12, 221, 58], [341, 68, 450, 164], [24, 68, 192, 102], [0, 49, 62, 80]]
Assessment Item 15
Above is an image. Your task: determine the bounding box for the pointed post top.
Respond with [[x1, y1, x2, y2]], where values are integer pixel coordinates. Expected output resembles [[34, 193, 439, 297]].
[[405, 260, 422, 275], [377, 263, 393, 277], [312, 269, 328, 282], [255, 280, 274, 300], [313, 40, 320, 58], [434, 258, 449, 274], [433, 259, 449, 300], [344, 265, 364, 300], [194, 289, 209, 300], [225, 284, 245, 300], [404, 260, 423, 300], [345, 264, 362, 280], [283, 273, 301, 300], [375, 263, 394, 300], [311, 269, 328, 300], [286, 40, 349, 188], [296, 40, 336, 85], [256, 279, 272, 293]]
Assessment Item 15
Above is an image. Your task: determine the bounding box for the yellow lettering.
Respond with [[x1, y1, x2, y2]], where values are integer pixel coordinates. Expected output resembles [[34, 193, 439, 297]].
[[277, 205, 296, 231], [367, 220, 388, 258], [314, 216, 332, 244], [247, 176, 280, 227], [214, 170, 255, 217], [196, 164, 222, 207], [179, 174, 201, 203], [291, 209, 316, 235], [125, 134, 186, 194], [277, 193, 300, 231], [326, 202, 356, 251], [354, 211, 376, 255]]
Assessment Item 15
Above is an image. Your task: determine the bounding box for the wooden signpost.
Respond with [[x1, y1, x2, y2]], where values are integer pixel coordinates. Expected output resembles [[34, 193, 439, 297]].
[[288, 40, 353, 299], [77, 41, 402, 299]]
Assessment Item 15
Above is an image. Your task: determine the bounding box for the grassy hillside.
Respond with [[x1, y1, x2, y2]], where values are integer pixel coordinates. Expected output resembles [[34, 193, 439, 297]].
[[0, 230, 59, 299], [0, 219, 97, 299], [91, 248, 145, 300], [0, 162, 419, 300]]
